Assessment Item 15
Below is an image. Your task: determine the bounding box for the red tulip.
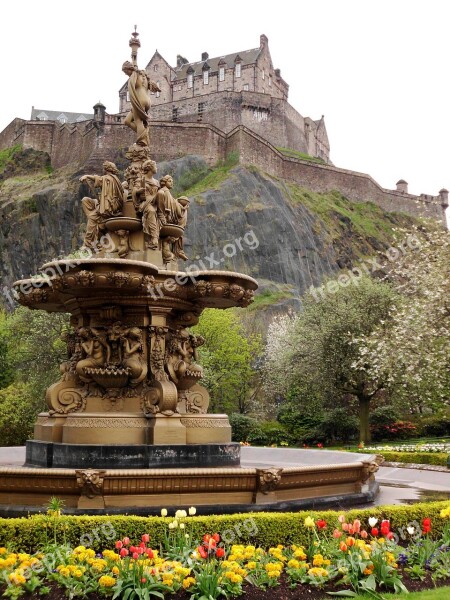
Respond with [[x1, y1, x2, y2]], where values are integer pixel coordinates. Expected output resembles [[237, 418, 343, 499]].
[[120, 548, 129, 557], [115, 540, 123, 549], [139, 541, 146, 549], [123, 537, 130, 545], [387, 532, 394, 540], [142, 533, 150, 543], [130, 546, 137, 554], [197, 545, 208, 559], [146, 549, 154, 559], [339, 542, 348, 552], [138, 547, 144, 555], [371, 528, 379, 537], [422, 518, 432, 534], [132, 552, 139, 560], [141, 578, 147, 583], [316, 519, 327, 529], [215, 547, 225, 558], [213, 533, 221, 543]]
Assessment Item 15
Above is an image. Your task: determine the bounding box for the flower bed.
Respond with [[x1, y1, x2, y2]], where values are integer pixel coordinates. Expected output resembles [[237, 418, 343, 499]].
[[365, 444, 450, 453], [0, 504, 450, 599]]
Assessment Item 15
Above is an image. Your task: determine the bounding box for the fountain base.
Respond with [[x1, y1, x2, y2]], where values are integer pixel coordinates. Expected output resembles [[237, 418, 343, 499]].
[[25, 440, 241, 469]]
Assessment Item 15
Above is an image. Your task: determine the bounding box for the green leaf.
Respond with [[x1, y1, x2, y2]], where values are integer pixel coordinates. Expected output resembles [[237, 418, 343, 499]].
[[326, 591, 357, 597]]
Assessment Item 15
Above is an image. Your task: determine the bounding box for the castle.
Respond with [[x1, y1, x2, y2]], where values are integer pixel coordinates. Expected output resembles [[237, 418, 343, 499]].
[[0, 35, 447, 225]]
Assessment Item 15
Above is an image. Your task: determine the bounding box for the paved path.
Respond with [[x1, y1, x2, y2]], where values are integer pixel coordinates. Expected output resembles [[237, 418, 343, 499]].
[[1, 446, 449, 506]]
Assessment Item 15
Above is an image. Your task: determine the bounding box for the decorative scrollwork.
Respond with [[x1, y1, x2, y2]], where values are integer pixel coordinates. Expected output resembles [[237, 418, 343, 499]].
[[75, 469, 106, 499]]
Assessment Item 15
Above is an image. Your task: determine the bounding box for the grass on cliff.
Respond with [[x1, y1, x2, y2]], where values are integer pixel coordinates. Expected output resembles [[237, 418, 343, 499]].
[[287, 184, 416, 248], [0, 144, 21, 172], [248, 288, 294, 311], [276, 146, 326, 164], [179, 151, 239, 196]]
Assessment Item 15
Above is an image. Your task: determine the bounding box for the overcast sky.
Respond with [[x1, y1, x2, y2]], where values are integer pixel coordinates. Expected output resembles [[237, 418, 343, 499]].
[[0, 0, 448, 210]]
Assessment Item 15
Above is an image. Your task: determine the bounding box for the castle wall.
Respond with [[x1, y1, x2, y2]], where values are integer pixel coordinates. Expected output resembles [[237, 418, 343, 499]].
[[0, 117, 445, 225], [0, 118, 27, 150], [231, 126, 446, 224], [148, 91, 309, 156]]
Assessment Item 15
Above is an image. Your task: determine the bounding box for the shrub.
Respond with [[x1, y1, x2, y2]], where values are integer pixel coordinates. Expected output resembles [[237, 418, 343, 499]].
[[229, 413, 258, 442], [416, 414, 450, 437], [357, 450, 449, 467], [320, 407, 359, 443], [0, 501, 449, 552], [370, 420, 417, 441], [369, 405, 400, 427], [247, 420, 293, 446]]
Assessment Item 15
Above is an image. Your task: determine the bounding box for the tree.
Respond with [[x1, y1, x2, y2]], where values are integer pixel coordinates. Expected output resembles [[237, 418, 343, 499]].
[[353, 227, 450, 413], [192, 308, 262, 414], [0, 307, 70, 445], [264, 277, 398, 442]]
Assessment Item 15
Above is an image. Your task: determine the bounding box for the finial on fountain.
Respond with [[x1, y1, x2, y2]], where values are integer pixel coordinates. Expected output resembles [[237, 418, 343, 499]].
[[129, 25, 141, 66]]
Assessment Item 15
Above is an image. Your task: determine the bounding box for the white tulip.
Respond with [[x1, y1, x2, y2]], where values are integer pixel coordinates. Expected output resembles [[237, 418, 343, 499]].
[[189, 507, 197, 516], [368, 517, 378, 527], [407, 526, 415, 535]]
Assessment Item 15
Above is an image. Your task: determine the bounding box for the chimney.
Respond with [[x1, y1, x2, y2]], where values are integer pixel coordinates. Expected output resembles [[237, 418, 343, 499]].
[[201, 52, 209, 61], [177, 54, 188, 68], [274, 68, 281, 78], [396, 179, 408, 193], [439, 188, 449, 207], [260, 34, 268, 47]]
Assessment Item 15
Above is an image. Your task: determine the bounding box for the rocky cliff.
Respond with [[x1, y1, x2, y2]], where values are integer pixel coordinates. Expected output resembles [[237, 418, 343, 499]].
[[0, 149, 419, 311]]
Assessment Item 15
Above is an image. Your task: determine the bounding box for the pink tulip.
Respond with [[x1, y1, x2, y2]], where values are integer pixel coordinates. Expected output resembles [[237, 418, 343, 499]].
[[333, 529, 343, 538]]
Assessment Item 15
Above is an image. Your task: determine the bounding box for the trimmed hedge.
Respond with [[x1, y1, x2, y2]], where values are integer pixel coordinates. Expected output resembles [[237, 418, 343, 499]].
[[0, 501, 449, 552], [358, 450, 449, 466]]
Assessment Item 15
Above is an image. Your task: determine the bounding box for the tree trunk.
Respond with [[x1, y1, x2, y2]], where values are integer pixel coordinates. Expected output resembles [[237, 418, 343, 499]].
[[359, 396, 371, 443]]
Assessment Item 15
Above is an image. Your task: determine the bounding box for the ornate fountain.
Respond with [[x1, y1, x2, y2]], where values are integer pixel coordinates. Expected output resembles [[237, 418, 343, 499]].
[[13, 30, 256, 470], [0, 30, 379, 514]]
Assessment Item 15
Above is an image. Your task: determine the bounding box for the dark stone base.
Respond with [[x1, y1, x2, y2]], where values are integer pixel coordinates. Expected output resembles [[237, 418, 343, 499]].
[[25, 440, 240, 469]]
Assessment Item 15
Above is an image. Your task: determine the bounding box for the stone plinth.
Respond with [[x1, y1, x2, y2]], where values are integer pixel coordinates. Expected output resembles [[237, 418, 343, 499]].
[[25, 440, 241, 469]]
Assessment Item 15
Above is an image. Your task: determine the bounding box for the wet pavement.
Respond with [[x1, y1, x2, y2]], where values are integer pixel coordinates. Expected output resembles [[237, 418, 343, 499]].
[[1, 446, 449, 507]]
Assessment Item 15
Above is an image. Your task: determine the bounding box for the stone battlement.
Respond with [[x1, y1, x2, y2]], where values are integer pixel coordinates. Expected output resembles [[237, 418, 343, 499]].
[[0, 117, 447, 225]]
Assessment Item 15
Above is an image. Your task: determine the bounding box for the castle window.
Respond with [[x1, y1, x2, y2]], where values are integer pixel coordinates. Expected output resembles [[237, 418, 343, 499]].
[[268, 75, 272, 87], [156, 81, 160, 98], [37, 112, 48, 121], [243, 84, 249, 91], [262, 68, 265, 80], [172, 107, 178, 122], [219, 67, 225, 81], [187, 73, 193, 88], [154, 64, 158, 72], [203, 70, 209, 85], [126, 91, 130, 102], [57, 113, 67, 124], [235, 63, 241, 78]]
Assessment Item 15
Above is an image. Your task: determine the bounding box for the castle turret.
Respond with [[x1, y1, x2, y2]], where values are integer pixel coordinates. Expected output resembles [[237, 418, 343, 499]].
[[396, 179, 408, 193], [93, 101, 106, 124], [439, 188, 449, 207]]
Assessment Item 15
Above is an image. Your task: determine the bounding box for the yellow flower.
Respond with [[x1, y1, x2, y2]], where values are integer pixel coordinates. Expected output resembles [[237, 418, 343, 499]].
[[293, 548, 307, 560], [308, 567, 328, 578], [288, 559, 300, 569], [57, 566, 70, 578], [112, 566, 119, 575], [440, 507, 450, 519], [246, 561, 257, 569], [99, 575, 116, 587], [183, 576, 196, 589], [304, 516, 315, 529], [73, 569, 83, 578], [8, 572, 26, 586], [0, 548, 7, 555]]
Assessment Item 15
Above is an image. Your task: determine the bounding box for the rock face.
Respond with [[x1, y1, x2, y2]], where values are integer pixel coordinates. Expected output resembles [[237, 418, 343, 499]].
[[0, 154, 417, 308]]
